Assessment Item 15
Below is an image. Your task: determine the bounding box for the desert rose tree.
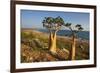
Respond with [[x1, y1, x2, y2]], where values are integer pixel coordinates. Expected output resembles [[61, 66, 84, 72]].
[[64, 23, 83, 60], [42, 16, 64, 54]]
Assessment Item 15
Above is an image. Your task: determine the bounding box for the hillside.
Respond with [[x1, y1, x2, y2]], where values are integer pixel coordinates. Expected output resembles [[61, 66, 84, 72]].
[[21, 28, 89, 63]]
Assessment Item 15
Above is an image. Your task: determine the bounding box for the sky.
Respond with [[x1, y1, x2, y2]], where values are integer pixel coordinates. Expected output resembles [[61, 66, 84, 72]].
[[21, 9, 90, 31]]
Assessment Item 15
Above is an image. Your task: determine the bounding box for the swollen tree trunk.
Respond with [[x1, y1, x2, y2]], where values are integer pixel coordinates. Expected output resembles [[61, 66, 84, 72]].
[[71, 34, 76, 60], [49, 32, 57, 54], [48, 32, 52, 49]]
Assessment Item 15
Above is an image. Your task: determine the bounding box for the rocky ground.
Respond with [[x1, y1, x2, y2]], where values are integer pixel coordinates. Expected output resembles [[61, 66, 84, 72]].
[[21, 29, 89, 63]]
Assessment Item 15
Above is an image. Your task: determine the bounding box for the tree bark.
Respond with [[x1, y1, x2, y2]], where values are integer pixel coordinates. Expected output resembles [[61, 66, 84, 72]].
[[49, 32, 57, 54], [71, 34, 76, 60]]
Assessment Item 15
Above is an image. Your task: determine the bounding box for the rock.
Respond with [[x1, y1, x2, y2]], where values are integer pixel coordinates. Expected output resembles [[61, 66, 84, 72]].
[[56, 48, 69, 60]]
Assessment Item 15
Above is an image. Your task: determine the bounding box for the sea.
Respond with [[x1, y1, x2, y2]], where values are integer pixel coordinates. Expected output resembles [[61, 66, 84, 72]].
[[36, 29, 89, 40]]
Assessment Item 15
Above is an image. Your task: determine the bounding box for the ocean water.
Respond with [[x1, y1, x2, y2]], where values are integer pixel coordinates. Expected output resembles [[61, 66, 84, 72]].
[[36, 29, 89, 40]]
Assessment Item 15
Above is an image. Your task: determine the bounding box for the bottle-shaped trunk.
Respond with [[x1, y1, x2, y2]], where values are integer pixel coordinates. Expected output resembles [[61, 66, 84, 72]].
[[71, 34, 76, 60], [49, 32, 57, 54]]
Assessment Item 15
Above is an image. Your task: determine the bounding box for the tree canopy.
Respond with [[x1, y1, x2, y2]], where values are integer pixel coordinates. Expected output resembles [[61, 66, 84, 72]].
[[42, 16, 64, 31]]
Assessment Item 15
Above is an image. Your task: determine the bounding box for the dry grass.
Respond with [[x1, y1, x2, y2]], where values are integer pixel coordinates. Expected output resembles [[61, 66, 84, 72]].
[[21, 29, 89, 63]]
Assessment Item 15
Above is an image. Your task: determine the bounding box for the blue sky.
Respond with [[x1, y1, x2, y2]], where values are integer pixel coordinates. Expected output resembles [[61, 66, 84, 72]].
[[21, 9, 90, 31]]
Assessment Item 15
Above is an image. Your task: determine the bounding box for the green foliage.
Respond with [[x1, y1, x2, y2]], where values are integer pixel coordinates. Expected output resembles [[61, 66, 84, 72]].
[[64, 23, 72, 27], [54, 16, 64, 25], [75, 24, 83, 31], [42, 16, 64, 31]]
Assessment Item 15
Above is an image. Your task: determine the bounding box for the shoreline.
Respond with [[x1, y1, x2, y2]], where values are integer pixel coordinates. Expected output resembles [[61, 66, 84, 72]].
[[21, 28, 89, 43]]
